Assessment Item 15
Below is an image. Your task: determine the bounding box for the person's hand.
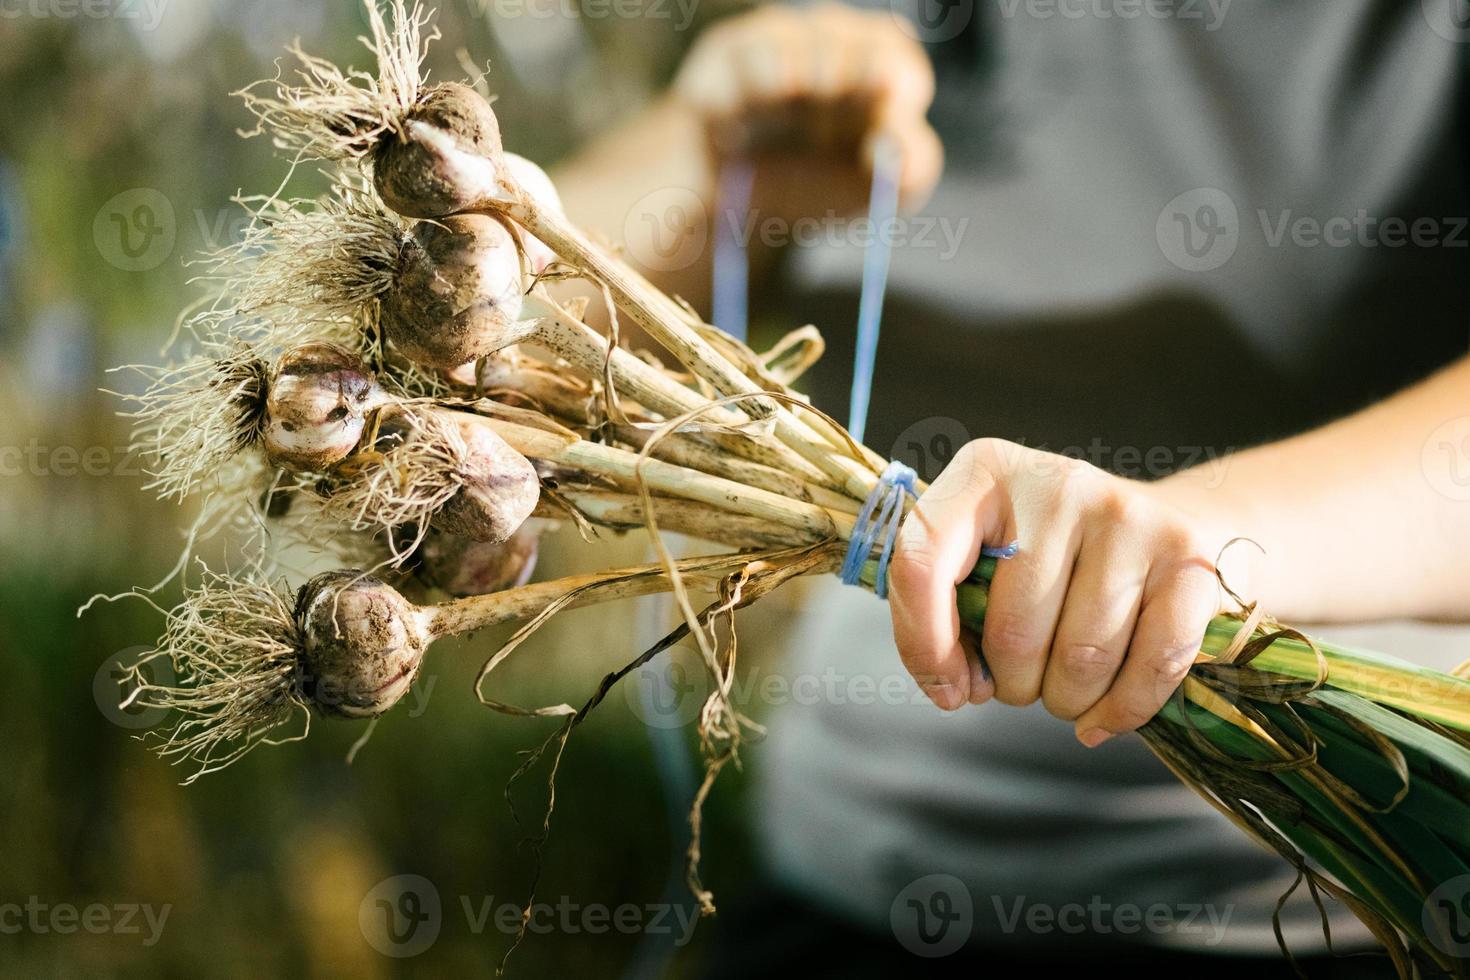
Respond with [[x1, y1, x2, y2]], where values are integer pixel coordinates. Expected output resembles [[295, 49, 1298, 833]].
[[673, 3, 942, 214], [887, 439, 1233, 746]]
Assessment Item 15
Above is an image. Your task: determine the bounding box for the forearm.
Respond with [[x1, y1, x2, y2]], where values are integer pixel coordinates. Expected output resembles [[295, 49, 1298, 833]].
[[1155, 355, 1470, 623]]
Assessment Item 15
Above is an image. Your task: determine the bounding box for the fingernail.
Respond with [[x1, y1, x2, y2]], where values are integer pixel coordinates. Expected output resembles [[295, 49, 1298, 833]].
[[1078, 728, 1114, 749], [967, 656, 991, 705], [922, 682, 965, 712]]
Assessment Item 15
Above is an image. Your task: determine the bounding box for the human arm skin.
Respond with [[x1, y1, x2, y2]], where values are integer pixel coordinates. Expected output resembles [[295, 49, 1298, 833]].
[[886, 354, 1470, 746], [1162, 352, 1470, 625]]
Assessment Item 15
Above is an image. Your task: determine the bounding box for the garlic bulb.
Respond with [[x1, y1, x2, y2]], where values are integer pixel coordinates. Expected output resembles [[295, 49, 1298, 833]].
[[296, 570, 430, 718], [261, 343, 386, 470]]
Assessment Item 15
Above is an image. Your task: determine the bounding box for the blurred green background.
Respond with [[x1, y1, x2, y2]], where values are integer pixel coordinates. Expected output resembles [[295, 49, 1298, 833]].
[[0, 1, 794, 976]]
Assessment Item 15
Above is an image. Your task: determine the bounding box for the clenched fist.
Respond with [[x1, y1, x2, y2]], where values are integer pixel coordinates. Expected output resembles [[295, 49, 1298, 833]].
[[888, 439, 1233, 747], [674, 3, 943, 214]]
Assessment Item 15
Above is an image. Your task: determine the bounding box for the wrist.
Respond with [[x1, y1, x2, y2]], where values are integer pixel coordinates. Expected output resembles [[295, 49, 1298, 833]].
[[1149, 466, 1271, 614]]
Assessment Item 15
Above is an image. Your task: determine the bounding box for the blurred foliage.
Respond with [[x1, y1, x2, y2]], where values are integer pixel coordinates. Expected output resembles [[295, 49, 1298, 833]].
[[0, 2, 766, 976]]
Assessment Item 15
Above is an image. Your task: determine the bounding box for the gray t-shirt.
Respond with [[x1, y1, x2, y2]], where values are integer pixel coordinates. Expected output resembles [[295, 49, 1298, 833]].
[[752, 0, 1469, 955]]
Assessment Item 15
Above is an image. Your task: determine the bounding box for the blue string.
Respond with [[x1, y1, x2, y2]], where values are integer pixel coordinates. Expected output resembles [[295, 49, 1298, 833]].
[[711, 159, 754, 343], [840, 460, 919, 598], [847, 136, 902, 445], [840, 462, 1022, 597]]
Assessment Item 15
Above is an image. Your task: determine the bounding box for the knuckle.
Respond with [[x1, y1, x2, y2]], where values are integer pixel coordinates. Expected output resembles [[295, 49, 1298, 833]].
[[972, 438, 1036, 491], [1156, 523, 1206, 559], [963, 437, 1009, 470], [1039, 456, 1100, 510], [945, 439, 983, 480], [1140, 647, 1195, 702], [1056, 453, 1095, 482], [1155, 558, 1220, 610], [1055, 642, 1124, 681], [1095, 484, 1149, 526], [936, 439, 1002, 495], [981, 608, 1035, 664]]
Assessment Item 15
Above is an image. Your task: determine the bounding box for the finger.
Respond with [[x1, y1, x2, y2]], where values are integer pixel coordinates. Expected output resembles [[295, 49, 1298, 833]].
[[806, 13, 852, 99], [1041, 521, 1146, 721], [675, 32, 744, 117], [981, 482, 1080, 707], [959, 628, 994, 706], [1073, 558, 1220, 745], [735, 27, 800, 105], [866, 118, 943, 213], [889, 443, 1006, 710], [865, 32, 935, 119]]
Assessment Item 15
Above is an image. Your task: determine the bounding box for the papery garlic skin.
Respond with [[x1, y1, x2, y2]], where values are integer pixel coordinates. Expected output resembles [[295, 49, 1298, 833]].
[[296, 571, 430, 719], [416, 521, 543, 598], [503, 152, 561, 274], [374, 83, 507, 219], [262, 344, 387, 471], [384, 213, 531, 368], [432, 413, 541, 544]]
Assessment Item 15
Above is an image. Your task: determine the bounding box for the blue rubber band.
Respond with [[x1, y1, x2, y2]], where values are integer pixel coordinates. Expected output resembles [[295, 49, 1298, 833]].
[[840, 460, 919, 598], [982, 541, 1020, 560]]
